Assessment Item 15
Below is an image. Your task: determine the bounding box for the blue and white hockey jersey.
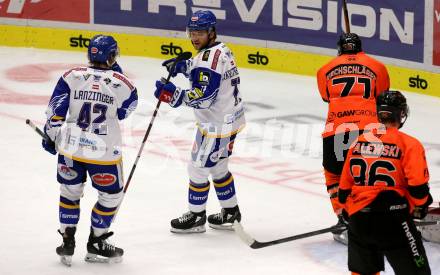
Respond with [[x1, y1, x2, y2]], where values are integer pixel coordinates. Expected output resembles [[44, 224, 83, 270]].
[[45, 67, 138, 164], [181, 42, 245, 137]]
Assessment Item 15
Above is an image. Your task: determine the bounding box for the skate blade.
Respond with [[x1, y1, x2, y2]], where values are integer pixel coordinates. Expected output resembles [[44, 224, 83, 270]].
[[84, 253, 122, 264], [333, 231, 348, 246], [60, 255, 72, 267], [170, 225, 206, 234], [209, 223, 234, 231]]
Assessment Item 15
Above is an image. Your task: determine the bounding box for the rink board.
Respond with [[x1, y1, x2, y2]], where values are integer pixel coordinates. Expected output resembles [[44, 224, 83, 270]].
[[0, 24, 438, 98]]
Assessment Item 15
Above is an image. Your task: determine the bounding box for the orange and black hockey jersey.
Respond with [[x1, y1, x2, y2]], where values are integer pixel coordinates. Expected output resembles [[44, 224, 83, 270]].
[[317, 52, 390, 137], [338, 127, 430, 216]]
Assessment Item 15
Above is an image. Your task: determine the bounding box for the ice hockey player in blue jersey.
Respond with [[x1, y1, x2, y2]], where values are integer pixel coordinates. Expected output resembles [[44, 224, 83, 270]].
[[42, 35, 138, 265], [154, 10, 246, 233]]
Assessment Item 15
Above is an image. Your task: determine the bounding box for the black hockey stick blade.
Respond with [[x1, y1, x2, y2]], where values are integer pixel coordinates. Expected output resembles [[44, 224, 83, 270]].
[[233, 222, 257, 247], [415, 220, 440, 226], [26, 119, 50, 141], [233, 221, 345, 249], [164, 51, 192, 83], [176, 51, 192, 62]]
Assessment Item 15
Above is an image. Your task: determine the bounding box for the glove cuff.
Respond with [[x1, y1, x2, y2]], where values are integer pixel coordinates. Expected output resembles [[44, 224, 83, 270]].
[[44, 123, 58, 142], [169, 87, 185, 108]]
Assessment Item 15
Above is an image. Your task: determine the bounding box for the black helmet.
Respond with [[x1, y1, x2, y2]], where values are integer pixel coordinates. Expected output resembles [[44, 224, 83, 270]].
[[376, 90, 409, 129], [337, 33, 362, 55]]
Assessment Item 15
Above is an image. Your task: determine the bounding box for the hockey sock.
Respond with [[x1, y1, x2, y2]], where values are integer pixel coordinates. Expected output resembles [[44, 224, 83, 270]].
[[91, 202, 117, 232], [188, 180, 210, 212], [324, 169, 343, 214], [59, 196, 80, 227], [326, 182, 344, 214], [213, 172, 237, 208]]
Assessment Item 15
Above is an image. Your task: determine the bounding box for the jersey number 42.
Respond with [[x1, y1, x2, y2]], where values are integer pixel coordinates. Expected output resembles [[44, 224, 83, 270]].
[[77, 102, 108, 135]]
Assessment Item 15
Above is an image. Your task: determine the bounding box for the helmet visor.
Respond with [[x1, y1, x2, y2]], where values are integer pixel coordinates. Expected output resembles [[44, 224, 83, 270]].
[[186, 28, 209, 39]]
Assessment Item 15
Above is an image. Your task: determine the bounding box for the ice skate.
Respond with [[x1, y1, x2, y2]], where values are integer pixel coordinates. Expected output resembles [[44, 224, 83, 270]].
[[170, 211, 206, 233], [85, 228, 123, 263], [332, 215, 348, 245], [56, 227, 76, 267], [208, 206, 241, 230]]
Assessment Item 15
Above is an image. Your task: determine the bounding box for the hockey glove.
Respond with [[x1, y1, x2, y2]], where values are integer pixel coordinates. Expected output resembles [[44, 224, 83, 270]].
[[154, 79, 184, 108], [413, 193, 434, 219], [41, 124, 57, 155], [42, 138, 56, 155], [162, 58, 188, 78]]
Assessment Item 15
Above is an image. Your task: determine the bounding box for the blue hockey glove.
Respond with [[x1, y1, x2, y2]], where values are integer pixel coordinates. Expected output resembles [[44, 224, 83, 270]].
[[154, 79, 184, 108], [42, 138, 56, 155], [162, 58, 188, 77], [42, 124, 57, 155]]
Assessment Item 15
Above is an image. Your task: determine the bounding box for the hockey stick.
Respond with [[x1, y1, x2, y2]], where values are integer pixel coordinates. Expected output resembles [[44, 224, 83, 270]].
[[342, 0, 351, 33], [25, 119, 50, 141], [415, 220, 440, 226], [233, 221, 346, 249], [123, 51, 192, 193], [233, 219, 439, 250], [109, 52, 192, 224]]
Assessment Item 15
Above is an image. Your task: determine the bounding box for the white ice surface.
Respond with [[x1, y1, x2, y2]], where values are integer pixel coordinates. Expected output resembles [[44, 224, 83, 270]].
[[0, 47, 439, 275]]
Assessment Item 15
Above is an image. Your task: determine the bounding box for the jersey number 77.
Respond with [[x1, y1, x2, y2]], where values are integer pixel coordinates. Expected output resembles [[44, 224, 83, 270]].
[[332, 76, 372, 99]]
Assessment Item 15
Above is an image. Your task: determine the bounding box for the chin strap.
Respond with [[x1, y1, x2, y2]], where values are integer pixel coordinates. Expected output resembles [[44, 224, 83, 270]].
[[399, 114, 408, 129]]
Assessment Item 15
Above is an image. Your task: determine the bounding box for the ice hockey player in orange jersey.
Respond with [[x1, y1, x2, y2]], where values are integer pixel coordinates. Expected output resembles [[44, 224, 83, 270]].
[[316, 33, 390, 244], [338, 90, 432, 275]]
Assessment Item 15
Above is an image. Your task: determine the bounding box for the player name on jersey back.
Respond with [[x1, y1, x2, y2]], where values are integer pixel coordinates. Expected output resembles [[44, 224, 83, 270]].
[[73, 90, 114, 105], [352, 141, 402, 159], [326, 64, 377, 80], [51, 67, 137, 164]]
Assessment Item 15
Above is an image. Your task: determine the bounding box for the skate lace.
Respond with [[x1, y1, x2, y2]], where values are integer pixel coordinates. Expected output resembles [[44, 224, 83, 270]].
[[58, 229, 75, 247], [101, 240, 116, 252], [212, 209, 226, 221], [179, 212, 194, 223], [96, 232, 116, 252]]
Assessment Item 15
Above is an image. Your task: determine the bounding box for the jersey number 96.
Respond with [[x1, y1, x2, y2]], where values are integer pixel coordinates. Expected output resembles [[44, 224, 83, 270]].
[[349, 158, 396, 187]]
